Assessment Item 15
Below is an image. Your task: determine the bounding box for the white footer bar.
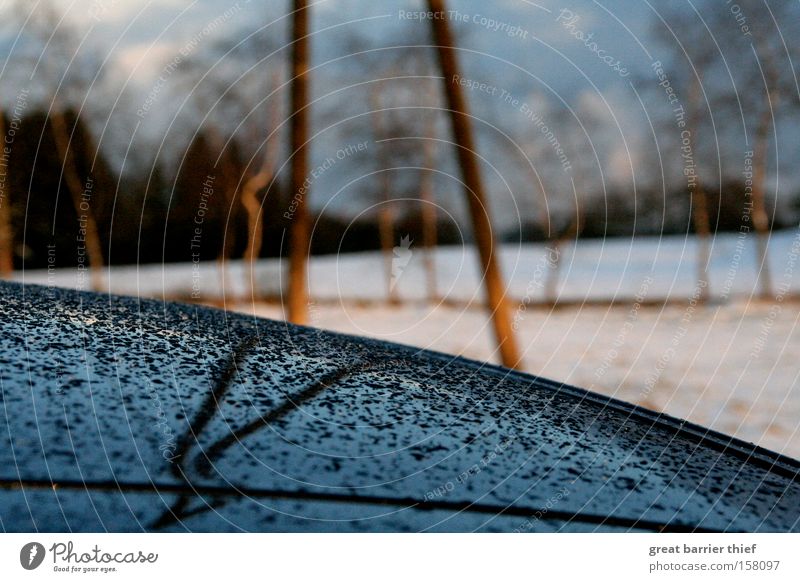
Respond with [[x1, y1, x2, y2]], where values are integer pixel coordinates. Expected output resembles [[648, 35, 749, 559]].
[[2, 533, 797, 581]]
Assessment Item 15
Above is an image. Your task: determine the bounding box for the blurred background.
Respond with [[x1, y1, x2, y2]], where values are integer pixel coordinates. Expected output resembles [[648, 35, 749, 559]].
[[1, 0, 800, 456]]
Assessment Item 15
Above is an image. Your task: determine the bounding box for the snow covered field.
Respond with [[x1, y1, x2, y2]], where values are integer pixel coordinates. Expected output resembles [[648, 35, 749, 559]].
[[17, 229, 800, 457]]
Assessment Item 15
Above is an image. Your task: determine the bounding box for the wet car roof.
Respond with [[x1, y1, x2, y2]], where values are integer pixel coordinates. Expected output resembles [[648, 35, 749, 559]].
[[1, 281, 798, 532]]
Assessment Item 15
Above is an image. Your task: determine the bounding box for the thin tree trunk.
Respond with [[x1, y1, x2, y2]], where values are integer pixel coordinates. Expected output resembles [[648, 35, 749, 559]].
[[544, 241, 561, 304], [427, 0, 520, 369], [286, 0, 311, 324], [0, 114, 14, 277], [747, 49, 781, 300], [540, 182, 557, 303], [241, 74, 282, 304], [751, 104, 773, 299], [379, 203, 397, 302], [533, 161, 556, 302], [687, 78, 711, 302], [206, 128, 238, 303], [532, 146, 554, 303], [544, 209, 582, 305], [50, 110, 104, 292], [692, 181, 712, 300], [240, 150, 276, 303], [217, 182, 238, 304], [420, 129, 438, 301], [544, 207, 575, 304], [241, 173, 265, 303], [370, 85, 398, 304]]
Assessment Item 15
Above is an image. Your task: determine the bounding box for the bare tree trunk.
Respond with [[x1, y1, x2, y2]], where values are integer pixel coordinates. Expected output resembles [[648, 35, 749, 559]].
[[218, 189, 238, 302], [286, 0, 311, 324], [427, 0, 520, 369], [543, 241, 561, 304], [691, 181, 712, 299], [50, 110, 104, 292], [378, 203, 397, 303], [541, 205, 560, 305], [0, 114, 14, 277], [751, 104, 774, 299], [241, 142, 277, 304], [544, 208, 582, 305], [539, 184, 558, 304], [546, 180, 579, 305], [420, 131, 438, 302], [534, 162, 557, 303], [203, 128, 238, 303], [241, 75, 282, 305], [687, 78, 712, 302], [241, 174, 265, 302], [370, 86, 399, 304]]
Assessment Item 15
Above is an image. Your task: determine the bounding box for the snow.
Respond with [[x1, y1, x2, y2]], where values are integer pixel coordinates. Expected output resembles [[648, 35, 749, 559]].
[[16, 228, 800, 458]]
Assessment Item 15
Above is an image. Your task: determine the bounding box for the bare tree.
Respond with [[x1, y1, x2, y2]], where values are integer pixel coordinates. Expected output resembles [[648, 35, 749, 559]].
[[685, 76, 713, 300], [538, 104, 577, 304], [744, 3, 787, 298], [169, 29, 285, 303], [167, 77, 243, 299], [427, 0, 521, 369], [411, 61, 444, 303], [15, 0, 106, 290], [419, 98, 440, 302], [240, 76, 282, 304], [186, 85, 245, 297], [369, 77, 441, 304], [334, 27, 443, 305], [558, 98, 603, 266], [50, 110, 105, 291], [711, 0, 800, 298], [525, 123, 559, 303], [504, 95, 576, 304], [286, 0, 311, 324], [651, 4, 719, 301], [370, 81, 400, 304]]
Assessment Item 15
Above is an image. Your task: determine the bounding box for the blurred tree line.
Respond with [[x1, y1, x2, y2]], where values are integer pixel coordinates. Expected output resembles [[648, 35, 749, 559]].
[[0, 0, 798, 297], [0, 110, 463, 270]]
